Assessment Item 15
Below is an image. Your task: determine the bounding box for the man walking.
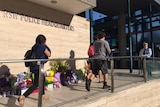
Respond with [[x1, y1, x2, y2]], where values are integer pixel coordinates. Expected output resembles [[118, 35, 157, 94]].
[[85, 31, 111, 91]]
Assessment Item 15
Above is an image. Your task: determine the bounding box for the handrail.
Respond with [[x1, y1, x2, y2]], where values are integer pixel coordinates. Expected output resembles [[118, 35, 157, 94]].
[[0, 56, 159, 63], [0, 56, 155, 106]]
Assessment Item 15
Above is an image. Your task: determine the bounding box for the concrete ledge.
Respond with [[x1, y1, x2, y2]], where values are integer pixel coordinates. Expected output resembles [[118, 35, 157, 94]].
[[79, 79, 160, 107]]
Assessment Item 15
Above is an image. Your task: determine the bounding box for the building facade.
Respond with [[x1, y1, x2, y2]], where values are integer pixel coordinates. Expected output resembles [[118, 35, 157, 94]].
[[92, 2, 160, 68], [0, 0, 96, 74]]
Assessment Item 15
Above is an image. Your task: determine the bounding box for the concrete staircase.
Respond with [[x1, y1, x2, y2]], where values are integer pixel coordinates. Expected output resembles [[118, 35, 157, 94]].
[[79, 79, 160, 107]]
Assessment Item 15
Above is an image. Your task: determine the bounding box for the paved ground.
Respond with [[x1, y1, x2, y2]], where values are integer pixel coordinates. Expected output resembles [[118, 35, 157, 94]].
[[0, 69, 147, 107]]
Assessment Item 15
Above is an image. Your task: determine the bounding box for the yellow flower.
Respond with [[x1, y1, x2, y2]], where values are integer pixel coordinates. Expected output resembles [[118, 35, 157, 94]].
[[48, 70, 55, 77], [46, 77, 54, 82]]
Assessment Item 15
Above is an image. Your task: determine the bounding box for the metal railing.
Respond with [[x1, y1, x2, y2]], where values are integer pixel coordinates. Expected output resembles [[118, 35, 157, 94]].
[[0, 58, 90, 107], [109, 56, 148, 93], [0, 56, 159, 106]]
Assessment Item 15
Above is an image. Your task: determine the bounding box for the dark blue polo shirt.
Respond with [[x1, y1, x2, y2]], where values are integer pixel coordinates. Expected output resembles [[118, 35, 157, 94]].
[[30, 44, 50, 73]]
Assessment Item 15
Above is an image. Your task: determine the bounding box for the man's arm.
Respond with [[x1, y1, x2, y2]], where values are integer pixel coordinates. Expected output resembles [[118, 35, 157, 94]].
[[105, 41, 111, 55], [145, 48, 152, 58], [139, 49, 144, 57]]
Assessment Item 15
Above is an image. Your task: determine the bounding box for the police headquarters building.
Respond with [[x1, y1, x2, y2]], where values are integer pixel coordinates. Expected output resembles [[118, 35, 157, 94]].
[[0, 0, 96, 74], [93, 0, 160, 69]]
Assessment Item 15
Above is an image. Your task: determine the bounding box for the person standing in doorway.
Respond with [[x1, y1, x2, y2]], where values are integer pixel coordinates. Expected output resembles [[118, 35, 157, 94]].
[[85, 31, 111, 91], [18, 34, 51, 106], [139, 42, 152, 76], [139, 42, 152, 58]]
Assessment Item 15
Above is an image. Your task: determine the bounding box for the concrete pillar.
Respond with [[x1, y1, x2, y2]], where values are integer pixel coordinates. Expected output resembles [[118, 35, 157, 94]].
[[118, 13, 127, 68]]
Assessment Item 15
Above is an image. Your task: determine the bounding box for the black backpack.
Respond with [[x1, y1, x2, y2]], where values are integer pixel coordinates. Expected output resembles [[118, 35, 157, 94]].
[[24, 49, 37, 67]]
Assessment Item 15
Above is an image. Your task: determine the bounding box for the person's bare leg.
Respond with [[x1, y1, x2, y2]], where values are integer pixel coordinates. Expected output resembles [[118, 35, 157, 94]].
[[86, 70, 95, 91], [87, 70, 92, 79], [104, 73, 108, 83], [90, 74, 95, 80], [18, 95, 25, 106], [98, 70, 103, 83], [42, 95, 49, 101]]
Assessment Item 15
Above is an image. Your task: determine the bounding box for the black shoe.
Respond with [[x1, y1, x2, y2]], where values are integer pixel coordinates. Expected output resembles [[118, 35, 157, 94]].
[[103, 85, 111, 90], [85, 78, 91, 91], [98, 81, 102, 83]]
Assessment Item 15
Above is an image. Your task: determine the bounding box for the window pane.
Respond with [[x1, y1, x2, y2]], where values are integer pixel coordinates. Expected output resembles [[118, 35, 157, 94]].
[[137, 24, 142, 31], [144, 32, 151, 42], [153, 30, 160, 43], [137, 33, 142, 44], [152, 21, 160, 27], [135, 10, 142, 16], [131, 34, 136, 45]]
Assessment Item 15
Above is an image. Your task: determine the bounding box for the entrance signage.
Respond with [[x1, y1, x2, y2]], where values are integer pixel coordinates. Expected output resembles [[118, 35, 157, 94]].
[[3, 11, 74, 31]]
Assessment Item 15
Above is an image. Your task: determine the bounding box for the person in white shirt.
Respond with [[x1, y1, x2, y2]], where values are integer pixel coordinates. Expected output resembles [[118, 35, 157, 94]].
[[139, 42, 152, 76], [139, 42, 152, 58]]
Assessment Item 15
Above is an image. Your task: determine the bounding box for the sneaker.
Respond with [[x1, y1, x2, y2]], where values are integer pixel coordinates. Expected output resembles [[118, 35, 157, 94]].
[[102, 85, 111, 90], [85, 78, 91, 91], [98, 81, 103, 83]]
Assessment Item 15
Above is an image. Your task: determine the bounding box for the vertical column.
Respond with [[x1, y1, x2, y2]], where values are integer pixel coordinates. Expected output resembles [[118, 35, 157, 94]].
[[127, 0, 133, 73], [118, 13, 127, 68], [110, 59, 114, 93], [149, 3, 154, 57], [89, 9, 94, 43], [143, 58, 147, 82], [38, 61, 44, 107]]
